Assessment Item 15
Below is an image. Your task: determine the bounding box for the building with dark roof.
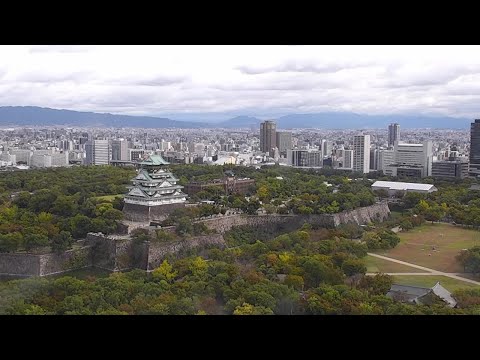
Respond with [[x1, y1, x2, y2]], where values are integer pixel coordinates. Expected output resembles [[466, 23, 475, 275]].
[[387, 282, 457, 307]]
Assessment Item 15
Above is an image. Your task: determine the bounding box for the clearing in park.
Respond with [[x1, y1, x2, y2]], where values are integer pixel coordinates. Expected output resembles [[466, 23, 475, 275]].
[[373, 223, 480, 273], [391, 275, 478, 293]]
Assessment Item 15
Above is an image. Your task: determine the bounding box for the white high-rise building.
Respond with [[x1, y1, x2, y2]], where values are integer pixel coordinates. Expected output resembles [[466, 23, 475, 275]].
[[353, 135, 371, 174], [9, 149, 32, 166], [378, 149, 395, 171], [85, 140, 110, 165], [321, 139, 332, 158], [385, 141, 433, 178]]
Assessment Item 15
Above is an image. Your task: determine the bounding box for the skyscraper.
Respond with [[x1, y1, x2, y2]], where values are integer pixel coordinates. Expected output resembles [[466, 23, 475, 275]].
[[260, 120, 276, 155], [388, 123, 400, 148], [353, 135, 371, 174], [112, 139, 128, 161], [276, 131, 292, 156], [321, 139, 332, 158], [85, 139, 110, 165], [469, 119, 480, 177]]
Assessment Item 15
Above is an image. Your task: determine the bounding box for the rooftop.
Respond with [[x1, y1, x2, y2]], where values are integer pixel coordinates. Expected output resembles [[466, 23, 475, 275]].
[[139, 154, 169, 166], [372, 180, 436, 191], [387, 282, 456, 307]]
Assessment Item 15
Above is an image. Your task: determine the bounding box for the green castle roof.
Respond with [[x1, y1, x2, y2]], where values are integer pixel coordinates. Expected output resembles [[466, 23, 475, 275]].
[[139, 154, 170, 166]]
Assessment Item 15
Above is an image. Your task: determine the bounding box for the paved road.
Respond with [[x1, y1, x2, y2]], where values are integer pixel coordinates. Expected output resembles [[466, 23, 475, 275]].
[[367, 253, 480, 286]]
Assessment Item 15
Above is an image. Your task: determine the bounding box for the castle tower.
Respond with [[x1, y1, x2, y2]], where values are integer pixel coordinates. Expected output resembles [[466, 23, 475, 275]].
[[123, 154, 187, 222]]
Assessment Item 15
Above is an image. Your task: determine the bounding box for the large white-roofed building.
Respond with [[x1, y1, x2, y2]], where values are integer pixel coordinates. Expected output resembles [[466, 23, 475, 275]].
[[371, 180, 437, 196]]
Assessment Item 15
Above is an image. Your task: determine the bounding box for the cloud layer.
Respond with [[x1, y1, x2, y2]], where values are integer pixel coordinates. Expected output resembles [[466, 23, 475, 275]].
[[0, 45, 480, 119]]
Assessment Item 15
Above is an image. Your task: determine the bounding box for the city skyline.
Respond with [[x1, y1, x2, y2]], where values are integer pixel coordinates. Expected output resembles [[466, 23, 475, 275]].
[[2, 46, 480, 120]]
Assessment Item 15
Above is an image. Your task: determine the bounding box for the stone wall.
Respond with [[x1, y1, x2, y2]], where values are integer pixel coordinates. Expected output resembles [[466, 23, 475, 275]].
[[0, 253, 40, 277], [39, 247, 93, 276], [146, 234, 225, 270], [193, 202, 390, 233], [0, 246, 93, 277], [0, 203, 390, 278], [86, 232, 225, 272], [123, 202, 185, 222], [331, 202, 390, 227]]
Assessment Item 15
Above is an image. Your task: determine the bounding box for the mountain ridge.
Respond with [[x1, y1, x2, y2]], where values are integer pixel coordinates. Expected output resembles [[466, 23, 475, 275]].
[[0, 106, 472, 129]]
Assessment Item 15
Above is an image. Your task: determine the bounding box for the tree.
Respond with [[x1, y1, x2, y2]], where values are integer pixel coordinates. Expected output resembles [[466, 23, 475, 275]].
[[51, 231, 74, 253], [284, 275, 304, 290], [456, 247, 480, 275], [189, 256, 209, 279], [24, 233, 49, 251], [152, 260, 177, 283], [70, 214, 93, 238], [342, 259, 367, 277], [244, 200, 261, 215], [358, 274, 393, 295], [0, 232, 24, 253], [193, 222, 209, 236], [233, 302, 274, 315], [175, 216, 193, 237]]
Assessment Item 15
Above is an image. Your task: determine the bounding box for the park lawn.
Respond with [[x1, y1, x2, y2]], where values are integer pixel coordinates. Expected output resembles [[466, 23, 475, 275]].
[[374, 223, 480, 273], [364, 255, 428, 273], [94, 194, 124, 202], [392, 275, 479, 293]]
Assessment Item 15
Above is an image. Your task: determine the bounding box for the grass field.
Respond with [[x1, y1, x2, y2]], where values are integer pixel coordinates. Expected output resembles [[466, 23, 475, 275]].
[[94, 194, 124, 202], [392, 275, 478, 293], [364, 255, 428, 273], [374, 223, 480, 273]]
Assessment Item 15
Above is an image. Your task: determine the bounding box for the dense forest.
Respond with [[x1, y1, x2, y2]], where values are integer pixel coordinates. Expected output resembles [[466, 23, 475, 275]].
[[1, 164, 480, 314], [0, 166, 135, 253], [1, 224, 477, 315]]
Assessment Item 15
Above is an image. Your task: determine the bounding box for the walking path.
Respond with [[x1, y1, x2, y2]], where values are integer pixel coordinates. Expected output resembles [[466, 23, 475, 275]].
[[367, 253, 480, 286]]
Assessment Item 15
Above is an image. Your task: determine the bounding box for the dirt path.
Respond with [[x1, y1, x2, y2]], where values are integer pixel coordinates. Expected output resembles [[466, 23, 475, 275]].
[[367, 253, 480, 286]]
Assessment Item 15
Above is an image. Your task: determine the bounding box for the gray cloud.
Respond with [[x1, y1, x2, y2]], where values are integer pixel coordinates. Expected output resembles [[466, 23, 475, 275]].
[[109, 75, 188, 87], [237, 60, 374, 75], [15, 71, 93, 84], [2, 45, 480, 119]]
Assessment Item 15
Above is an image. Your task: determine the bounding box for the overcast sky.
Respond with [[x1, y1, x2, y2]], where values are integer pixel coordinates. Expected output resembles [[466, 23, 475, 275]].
[[1, 45, 480, 120]]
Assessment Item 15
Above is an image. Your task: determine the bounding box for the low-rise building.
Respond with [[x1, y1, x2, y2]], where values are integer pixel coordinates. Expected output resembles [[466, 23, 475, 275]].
[[371, 180, 437, 195], [184, 173, 255, 196]]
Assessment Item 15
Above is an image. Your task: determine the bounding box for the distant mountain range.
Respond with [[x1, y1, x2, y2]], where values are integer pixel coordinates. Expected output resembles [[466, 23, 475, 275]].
[[0, 106, 205, 128], [0, 106, 472, 129], [217, 113, 472, 129]]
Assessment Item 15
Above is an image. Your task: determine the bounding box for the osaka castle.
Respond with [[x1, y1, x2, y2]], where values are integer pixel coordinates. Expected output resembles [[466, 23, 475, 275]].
[[123, 154, 187, 221]]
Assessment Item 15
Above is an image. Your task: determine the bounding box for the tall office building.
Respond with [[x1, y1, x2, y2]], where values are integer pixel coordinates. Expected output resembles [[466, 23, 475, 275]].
[[260, 120, 276, 155], [9, 149, 32, 166], [432, 158, 469, 179], [112, 139, 128, 161], [388, 123, 400, 148], [85, 140, 110, 165], [343, 149, 354, 169], [378, 149, 395, 171], [287, 149, 322, 167], [469, 119, 480, 177], [385, 141, 433, 178], [353, 135, 371, 174], [321, 139, 332, 158], [370, 148, 379, 170], [276, 131, 292, 156]]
